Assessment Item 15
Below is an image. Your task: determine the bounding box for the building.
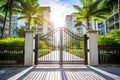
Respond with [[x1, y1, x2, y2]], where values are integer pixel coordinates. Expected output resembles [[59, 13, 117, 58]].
[[107, 8, 119, 32], [11, 7, 54, 37], [96, 21, 106, 35], [64, 15, 83, 34], [96, 7, 120, 35], [37, 7, 54, 35], [0, 14, 9, 37], [12, 14, 18, 36]]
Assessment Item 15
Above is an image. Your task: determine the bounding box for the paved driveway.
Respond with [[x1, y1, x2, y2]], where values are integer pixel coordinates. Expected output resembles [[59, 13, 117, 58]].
[[0, 64, 119, 80]]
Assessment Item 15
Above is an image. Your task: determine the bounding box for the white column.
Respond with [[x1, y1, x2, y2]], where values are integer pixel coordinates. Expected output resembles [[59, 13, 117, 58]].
[[87, 30, 98, 65], [24, 30, 35, 66]]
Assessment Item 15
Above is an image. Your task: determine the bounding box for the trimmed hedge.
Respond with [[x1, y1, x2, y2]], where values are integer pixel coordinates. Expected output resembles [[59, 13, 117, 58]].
[[0, 37, 24, 46]]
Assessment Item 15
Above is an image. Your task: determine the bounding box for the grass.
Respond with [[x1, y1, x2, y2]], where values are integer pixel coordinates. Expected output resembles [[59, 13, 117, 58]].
[[38, 49, 51, 57], [67, 49, 84, 58]]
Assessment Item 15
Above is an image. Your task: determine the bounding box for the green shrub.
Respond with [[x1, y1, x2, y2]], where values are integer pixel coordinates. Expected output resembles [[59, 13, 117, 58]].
[[0, 37, 24, 46], [38, 40, 48, 49], [98, 35, 118, 45], [98, 30, 120, 45]]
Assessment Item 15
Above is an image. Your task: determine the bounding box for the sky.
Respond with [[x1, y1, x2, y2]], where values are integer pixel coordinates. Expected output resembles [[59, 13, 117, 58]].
[[38, 0, 81, 28]]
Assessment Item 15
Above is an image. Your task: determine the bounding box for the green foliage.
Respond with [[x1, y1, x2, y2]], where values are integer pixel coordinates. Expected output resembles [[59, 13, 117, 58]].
[[63, 34, 84, 57], [98, 30, 120, 45], [39, 39, 56, 50], [38, 39, 56, 57], [15, 26, 26, 37], [73, 0, 114, 29], [16, 0, 47, 29], [64, 36, 84, 49], [38, 40, 48, 49], [0, 37, 24, 46]]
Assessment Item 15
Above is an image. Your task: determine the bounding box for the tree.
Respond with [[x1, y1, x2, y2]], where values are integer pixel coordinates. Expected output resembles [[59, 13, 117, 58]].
[[15, 0, 47, 30], [118, 0, 120, 29], [73, 0, 113, 30], [0, 0, 9, 38], [0, 0, 21, 37], [9, 0, 12, 37]]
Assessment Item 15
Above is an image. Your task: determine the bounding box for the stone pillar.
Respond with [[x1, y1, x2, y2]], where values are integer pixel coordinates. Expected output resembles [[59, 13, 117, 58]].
[[87, 30, 98, 65], [24, 30, 35, 66]]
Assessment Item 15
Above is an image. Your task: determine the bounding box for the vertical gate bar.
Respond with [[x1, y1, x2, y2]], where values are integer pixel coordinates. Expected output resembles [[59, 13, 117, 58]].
[[84, 34, 88, 65], [35, 34, 38, 65], [60, 28, 63, 65]]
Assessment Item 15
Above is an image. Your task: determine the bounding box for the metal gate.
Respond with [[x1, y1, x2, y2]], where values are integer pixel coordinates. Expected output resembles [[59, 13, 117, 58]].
[[35, 27, 86, 65]]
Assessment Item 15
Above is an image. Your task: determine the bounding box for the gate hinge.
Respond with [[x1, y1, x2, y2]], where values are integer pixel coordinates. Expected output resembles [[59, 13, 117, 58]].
[[87, 49, 89, 52], [87, 37, 89, 40], [33, 37, 36, 39], [33, 49, 35, 52]]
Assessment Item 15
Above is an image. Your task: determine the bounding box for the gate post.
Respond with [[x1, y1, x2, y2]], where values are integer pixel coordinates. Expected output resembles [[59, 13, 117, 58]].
[[34, 34, 38, 65], [84, 34, 88, 65], [24, 30, 35, 66], [60, 28, 63, 65], [86, 30, 98, 65]]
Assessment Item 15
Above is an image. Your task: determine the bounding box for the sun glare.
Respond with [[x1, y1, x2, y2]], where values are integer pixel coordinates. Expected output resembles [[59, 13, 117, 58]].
[[51, 12, 65, 28]]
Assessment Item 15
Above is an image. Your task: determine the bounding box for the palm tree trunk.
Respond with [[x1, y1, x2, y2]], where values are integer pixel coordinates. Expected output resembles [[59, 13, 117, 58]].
[[118, 0, 120, 29], [86, 16, 89, 29], [28, 16, 31, 30], [9, 0, 13, 37], [1, 0, 9, 38]]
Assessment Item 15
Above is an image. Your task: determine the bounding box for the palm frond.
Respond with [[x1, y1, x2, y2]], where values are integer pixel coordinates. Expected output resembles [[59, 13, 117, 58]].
[[18, 16, 28, 20], [73, 5, 81, 11]]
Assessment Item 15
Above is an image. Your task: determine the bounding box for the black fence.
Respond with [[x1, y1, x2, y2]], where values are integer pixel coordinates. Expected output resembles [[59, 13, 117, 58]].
[[0, 46, 24, 65], [98, 45, 120, 64]]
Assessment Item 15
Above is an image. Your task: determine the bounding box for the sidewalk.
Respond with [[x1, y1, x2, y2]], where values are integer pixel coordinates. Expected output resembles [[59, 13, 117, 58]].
[[0, 64, 120, 80]]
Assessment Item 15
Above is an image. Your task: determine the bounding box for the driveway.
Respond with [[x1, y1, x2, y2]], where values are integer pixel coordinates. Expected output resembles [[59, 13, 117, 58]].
[[0, 65, 120, 80]]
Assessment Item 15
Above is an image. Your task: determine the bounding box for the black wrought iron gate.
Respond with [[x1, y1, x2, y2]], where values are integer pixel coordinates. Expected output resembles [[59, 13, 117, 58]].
[[35, 27, 87, 65]]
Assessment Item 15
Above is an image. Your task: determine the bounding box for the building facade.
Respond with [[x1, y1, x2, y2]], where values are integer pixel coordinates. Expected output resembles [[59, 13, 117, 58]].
[[37, 7, 54, 35], [96, 21, 106, 35], [64, 15, 83, 34], [107, 8, 119, 32]]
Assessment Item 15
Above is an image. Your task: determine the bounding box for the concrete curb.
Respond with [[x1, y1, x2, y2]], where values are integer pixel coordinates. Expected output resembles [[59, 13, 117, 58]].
[[88, 66, 120, 80]]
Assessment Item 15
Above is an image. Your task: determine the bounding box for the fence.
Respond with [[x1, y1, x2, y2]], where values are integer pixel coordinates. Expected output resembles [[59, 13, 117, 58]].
[[0, 46, 24, 65], [98, 45, 120, 64]]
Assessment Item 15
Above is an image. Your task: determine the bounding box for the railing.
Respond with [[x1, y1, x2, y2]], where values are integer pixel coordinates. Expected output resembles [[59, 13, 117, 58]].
[[0, 46, 24, 65], [98, 45, 120, 64]]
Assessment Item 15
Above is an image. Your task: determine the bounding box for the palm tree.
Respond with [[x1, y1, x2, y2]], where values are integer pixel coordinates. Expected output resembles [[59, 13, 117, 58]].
[[73, 0, 113, 30], [118, 0, 120, 29], [9, 0, 13, 37], [15, 0, 47, 30], [0, 0, 20, 37], [0, 0, 9, 38]]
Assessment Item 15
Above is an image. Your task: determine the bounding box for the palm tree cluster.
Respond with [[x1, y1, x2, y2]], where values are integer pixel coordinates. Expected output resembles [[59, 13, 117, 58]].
[[0, 0, 47, 38], [73, 0, 118, 30]]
